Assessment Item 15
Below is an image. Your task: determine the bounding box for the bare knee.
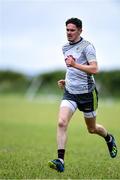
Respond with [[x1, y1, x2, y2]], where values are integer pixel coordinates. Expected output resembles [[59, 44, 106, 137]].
[[85, 117, 97, 134], [58, 106, 73, 129], [58, 116, 68, 129], [87, 127, 96, 134]]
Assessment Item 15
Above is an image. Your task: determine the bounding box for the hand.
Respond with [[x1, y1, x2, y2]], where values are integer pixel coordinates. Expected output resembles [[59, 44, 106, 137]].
[[65, 55, 76, 67], [57, 79, 65, 89]]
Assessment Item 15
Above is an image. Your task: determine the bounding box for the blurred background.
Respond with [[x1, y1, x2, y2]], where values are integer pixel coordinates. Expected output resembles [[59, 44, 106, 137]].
[[0, 1, 120, 178], [0, 0, 120, 98]]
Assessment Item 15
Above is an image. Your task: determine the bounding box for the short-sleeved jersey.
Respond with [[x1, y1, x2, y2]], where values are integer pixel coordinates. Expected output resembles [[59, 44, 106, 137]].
[[62, 38, 97, 94]]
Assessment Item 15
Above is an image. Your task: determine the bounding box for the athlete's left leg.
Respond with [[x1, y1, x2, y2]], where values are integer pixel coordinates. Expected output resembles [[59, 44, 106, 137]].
[[84, 115, 107, 137], [84, 115, 117, 158]]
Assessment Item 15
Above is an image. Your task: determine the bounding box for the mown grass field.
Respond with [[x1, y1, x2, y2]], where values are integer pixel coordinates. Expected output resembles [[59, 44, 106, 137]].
[[0, 95, 120, 179]]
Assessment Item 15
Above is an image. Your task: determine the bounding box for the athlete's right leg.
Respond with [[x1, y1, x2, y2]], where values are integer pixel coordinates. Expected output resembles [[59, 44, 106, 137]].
[[48, 100, 77, 172]]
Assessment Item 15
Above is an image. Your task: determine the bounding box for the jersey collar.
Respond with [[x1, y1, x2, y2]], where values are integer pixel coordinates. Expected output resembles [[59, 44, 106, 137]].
[[69, 37, 83, 45]]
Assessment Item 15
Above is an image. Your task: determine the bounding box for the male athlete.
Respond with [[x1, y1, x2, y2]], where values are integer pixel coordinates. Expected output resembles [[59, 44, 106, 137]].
[[48, 18, 117, 172]]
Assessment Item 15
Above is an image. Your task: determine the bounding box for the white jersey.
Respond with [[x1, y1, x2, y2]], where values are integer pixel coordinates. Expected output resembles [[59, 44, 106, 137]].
[[62, 38, 97, 94]]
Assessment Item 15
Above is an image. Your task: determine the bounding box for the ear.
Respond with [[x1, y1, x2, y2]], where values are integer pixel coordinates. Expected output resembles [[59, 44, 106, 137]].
[[79, 28, 82, 33], [78, 28, 82, 35]]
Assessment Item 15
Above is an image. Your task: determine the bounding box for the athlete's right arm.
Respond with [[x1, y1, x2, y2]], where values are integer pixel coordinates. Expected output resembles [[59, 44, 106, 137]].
[[58, 79, 65, 89]]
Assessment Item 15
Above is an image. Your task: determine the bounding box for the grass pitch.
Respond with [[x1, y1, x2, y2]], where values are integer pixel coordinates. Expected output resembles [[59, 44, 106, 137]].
[[0, 95, 120, 179]]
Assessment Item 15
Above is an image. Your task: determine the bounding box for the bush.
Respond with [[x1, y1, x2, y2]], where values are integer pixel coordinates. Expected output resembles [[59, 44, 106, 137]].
[[0, 70, 30, 94]]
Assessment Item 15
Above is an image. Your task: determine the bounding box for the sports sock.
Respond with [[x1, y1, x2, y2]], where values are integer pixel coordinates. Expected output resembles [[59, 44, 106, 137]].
[[58, 149, 65, 161], [104, 133, 112, 142]]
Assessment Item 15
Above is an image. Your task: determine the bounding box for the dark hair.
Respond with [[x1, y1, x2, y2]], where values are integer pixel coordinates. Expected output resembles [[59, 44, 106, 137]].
[[65, 18, 82, 29]]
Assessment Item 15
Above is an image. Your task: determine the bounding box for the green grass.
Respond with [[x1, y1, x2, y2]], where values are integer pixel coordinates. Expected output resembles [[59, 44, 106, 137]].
[[0, 95, 120, 179]]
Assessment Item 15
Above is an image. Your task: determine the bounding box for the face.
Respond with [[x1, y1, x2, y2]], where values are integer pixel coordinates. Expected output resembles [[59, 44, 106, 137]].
[[66, 23, 82, 43]]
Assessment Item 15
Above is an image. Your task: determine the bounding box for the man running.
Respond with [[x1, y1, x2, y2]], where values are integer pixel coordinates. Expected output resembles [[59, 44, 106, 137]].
[[48, 17, 117, 172]]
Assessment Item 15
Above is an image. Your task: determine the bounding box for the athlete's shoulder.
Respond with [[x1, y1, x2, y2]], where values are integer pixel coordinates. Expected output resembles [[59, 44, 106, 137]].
[[84, 42, 96, 53], [76, 38, 90, 51], [80, 38, 92, 47], [83, 39, 97, 61], [82, 38, 95, 50], [62, 42, 70, 54]]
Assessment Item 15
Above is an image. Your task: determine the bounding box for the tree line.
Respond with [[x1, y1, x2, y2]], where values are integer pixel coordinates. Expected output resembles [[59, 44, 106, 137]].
[[0, 70, 120, 97]]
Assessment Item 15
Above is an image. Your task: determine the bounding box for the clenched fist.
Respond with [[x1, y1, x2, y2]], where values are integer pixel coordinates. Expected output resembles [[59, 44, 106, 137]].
[[58, 79, 65, 89], [65, 55, 76, 67]]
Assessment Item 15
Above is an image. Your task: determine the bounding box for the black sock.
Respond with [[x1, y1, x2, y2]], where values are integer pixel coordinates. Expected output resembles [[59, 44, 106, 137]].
[[58, 149, 65, 160], [104, 133, 111, 142]]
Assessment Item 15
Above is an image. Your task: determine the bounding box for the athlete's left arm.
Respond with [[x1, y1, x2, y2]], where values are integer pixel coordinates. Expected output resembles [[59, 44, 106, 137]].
[[74, 60, 98, 74], [65, 56, 98, 74]]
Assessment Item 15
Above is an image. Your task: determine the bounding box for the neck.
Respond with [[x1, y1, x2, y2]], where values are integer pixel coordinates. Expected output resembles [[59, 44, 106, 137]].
[[69, 37, 82, 45]]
